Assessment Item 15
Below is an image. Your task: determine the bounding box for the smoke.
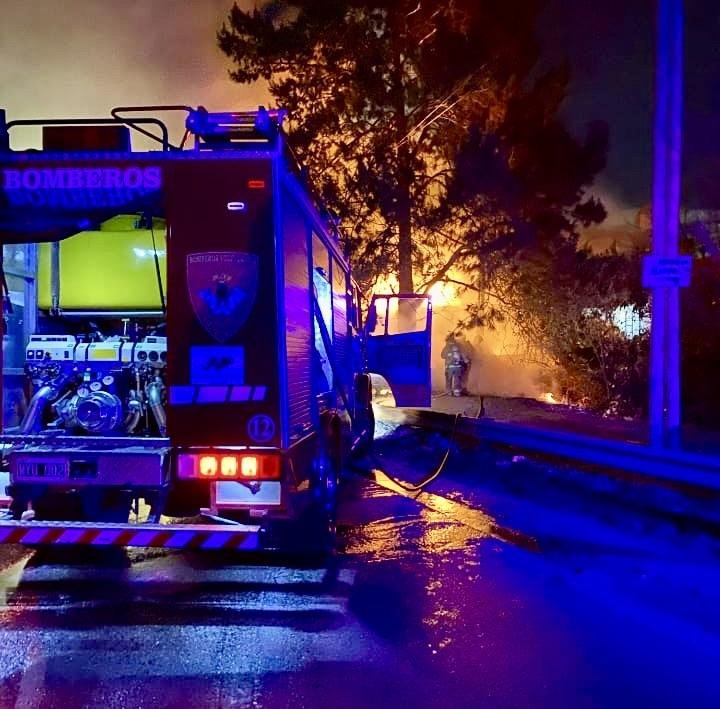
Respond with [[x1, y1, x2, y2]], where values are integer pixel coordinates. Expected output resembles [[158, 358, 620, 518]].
[[431, 301, 547, 399], [591, 188, 638, 228], [0, 0, 268, 146], [579, 187, 649, 253], [2, 2, 641, 406]]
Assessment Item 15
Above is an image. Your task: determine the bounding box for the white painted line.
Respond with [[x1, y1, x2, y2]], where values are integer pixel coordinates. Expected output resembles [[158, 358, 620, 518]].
[[14, 642, 47, 709]]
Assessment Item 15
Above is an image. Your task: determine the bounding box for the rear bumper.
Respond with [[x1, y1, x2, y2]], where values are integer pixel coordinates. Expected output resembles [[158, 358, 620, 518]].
[[0, 519, 260, 550]]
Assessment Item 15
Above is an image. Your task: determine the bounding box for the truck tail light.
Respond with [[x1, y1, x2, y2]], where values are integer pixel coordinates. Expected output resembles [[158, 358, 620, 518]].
[[179, 453, 280, 480], [220, 456, 238, 477], [240, 456, 257, 478], [199, 456, 218, 477]]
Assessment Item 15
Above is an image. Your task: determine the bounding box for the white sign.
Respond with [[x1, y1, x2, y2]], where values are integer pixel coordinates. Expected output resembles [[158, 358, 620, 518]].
[[642, 255, 692, 288]]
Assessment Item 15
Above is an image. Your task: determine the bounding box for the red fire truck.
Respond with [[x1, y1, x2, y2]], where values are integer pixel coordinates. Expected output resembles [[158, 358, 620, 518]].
[[0, 105, 431, 552]]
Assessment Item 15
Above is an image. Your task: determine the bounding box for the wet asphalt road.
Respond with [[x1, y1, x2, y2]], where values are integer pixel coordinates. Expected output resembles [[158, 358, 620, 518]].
[[1, 420, 720, 708]]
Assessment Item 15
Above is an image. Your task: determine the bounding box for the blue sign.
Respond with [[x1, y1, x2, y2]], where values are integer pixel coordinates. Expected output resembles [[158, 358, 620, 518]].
[[642, 255, 692, 288], [190, 345, 245, 385]]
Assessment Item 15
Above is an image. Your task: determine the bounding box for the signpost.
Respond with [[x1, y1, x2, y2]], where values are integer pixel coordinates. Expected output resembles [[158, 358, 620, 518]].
[[648, 0, 684, 450]]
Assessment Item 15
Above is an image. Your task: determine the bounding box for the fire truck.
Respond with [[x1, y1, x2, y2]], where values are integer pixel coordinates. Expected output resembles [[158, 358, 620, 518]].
[[0, 105, 431, 552]]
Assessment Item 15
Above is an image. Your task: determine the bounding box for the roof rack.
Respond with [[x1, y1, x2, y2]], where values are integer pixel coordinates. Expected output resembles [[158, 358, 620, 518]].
[[0, 105, 288, 153]]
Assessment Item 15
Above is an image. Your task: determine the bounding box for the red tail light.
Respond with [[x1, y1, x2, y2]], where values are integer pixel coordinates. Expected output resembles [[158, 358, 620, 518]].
[[239, 456, 257, 477], [178, 453, 281, 480], [220, 456, 239, 477], [199, 456, 218, 477]]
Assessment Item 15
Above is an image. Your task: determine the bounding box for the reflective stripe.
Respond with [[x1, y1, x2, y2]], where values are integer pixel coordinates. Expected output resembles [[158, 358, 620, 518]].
[[1, 527, 27, 544], [78, 529, 99, 545], [57, 528, 87, 545], [147, 531, 174, 547], [41, 528, 67, 545], [23, 527, 51, 544], [93, 529, 125, 546], [0, 521, 260, 549], [199, 533, 228, 550], [163, 530, 196, 548], [131, 530, 160, 547], [230, 385, 252, 401], [197, 386, 229, 403], [169, 386, 195, 405], [170, 385, 268, 406]]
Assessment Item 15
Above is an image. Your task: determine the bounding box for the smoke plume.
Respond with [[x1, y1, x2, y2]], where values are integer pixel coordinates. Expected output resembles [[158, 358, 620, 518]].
[[0, 0, 268, 147]]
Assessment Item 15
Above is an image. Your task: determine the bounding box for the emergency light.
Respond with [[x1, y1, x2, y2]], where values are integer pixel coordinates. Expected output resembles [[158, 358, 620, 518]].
[[185, 106, 287, 148]]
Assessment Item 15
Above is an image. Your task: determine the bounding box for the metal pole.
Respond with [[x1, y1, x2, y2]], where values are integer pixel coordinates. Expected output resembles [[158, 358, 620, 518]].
[[649, 296, 667, 447], [649, 0, 683, 448], [665, 0, 684, 448]]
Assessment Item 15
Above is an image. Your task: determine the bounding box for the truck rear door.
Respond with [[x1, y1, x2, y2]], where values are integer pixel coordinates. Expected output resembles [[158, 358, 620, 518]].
[[165, 158, 281, 448], [365, 294, 432, 407]]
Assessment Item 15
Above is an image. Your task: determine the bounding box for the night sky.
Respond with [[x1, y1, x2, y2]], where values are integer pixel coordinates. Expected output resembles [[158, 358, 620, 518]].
[[0, 0, 266, 146], [2, 1, 719, 214], [543, 0, 720, 212]]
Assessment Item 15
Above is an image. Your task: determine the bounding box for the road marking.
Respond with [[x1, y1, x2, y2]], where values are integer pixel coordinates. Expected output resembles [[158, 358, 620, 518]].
[[0, 552, 383, 686], [14, 642, 47, 709]]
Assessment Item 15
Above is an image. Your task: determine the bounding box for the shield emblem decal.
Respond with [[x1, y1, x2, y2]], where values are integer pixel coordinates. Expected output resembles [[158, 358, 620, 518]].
[[187, 252, 258, 342]]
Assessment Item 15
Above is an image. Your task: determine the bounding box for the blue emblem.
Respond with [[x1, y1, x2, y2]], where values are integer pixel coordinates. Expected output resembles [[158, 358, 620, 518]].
[[187, 252, 258, 343], [199, 276, 247, 316]]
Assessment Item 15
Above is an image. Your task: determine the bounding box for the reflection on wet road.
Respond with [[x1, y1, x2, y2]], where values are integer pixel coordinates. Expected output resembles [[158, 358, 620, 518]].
[[1, 430, 720, 707]]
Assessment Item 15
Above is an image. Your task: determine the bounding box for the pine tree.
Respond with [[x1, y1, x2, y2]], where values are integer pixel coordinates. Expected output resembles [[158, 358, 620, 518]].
[[219, 0, 607, 301]]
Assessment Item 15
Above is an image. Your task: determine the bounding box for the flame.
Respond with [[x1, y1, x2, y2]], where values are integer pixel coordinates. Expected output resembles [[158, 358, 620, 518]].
[[372, 276, 459, 308], [539, 392, 559, 405], [428, 281, 460, 308]]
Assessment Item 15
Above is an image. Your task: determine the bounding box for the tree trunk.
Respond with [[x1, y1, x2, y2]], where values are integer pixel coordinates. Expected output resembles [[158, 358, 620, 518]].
[[391, 8, 414, 294], [397, 187, 414, 293]]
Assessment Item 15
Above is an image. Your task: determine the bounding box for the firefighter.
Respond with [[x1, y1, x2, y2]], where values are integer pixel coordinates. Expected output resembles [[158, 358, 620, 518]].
[[441, 334, 470, 396]]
